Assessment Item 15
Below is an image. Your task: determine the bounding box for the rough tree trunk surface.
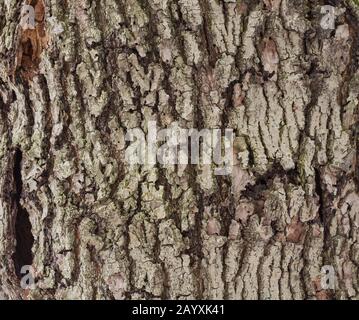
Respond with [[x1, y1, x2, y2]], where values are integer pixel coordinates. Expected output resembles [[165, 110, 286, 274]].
[[0, 0, 358, 300]]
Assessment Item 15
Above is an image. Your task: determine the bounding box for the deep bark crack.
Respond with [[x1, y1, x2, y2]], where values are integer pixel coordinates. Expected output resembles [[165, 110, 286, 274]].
[[12, 148, 34, 279]]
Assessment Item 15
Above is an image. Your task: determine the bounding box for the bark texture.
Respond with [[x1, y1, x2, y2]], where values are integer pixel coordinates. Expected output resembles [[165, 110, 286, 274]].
[[0, 0, 358, 300]]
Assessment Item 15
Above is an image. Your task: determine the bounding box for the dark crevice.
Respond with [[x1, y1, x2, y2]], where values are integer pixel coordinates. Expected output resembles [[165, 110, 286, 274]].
[[242, 164, 299, 200], [314, 168, 335, 300], [314, 168, 325, 225], [12, 149, 34, 278]]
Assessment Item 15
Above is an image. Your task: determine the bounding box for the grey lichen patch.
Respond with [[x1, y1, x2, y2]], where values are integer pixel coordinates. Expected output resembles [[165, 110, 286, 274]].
[[76, 56, 108, 117]]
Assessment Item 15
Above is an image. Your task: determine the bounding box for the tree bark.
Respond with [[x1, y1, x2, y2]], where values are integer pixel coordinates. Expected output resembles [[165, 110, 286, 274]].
[[0, 0, 358, 300]]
